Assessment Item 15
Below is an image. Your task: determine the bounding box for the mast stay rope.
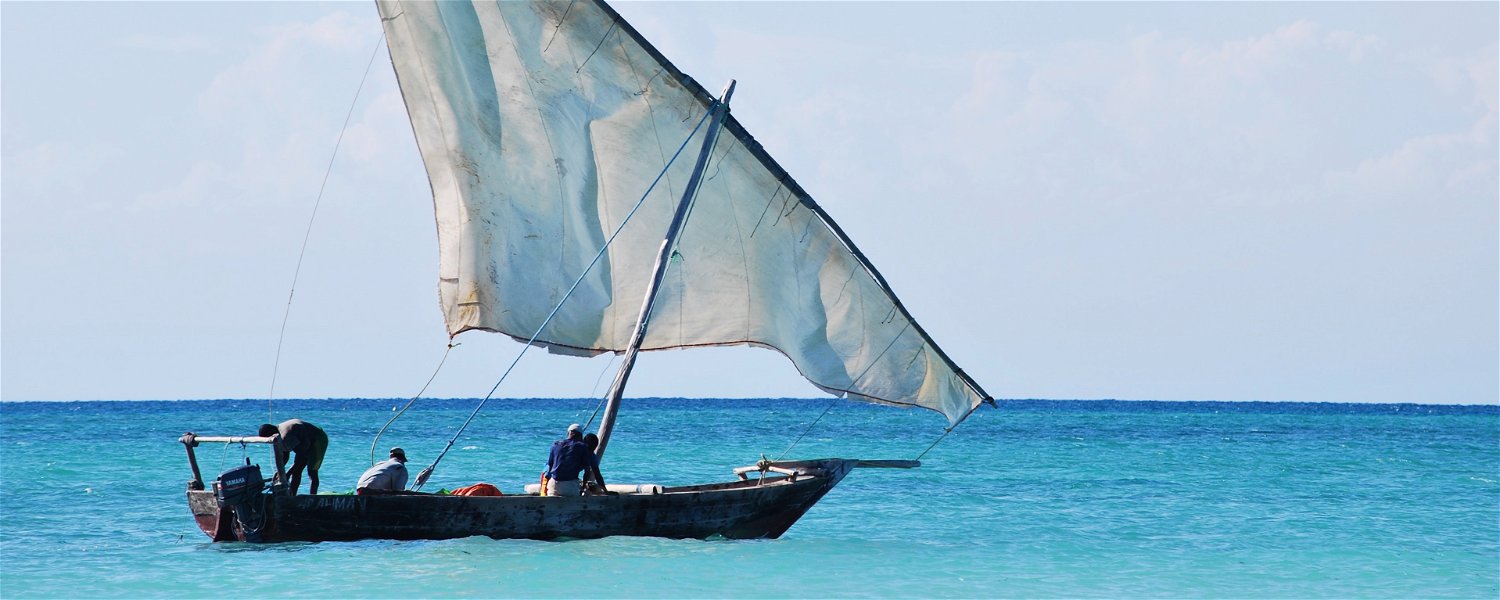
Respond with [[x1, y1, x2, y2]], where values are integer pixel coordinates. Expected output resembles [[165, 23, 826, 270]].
[[775, 398, 839, 461], [915, 426, 956, 461], [266, 31, 388, 423], [368, 341, 459, 465]]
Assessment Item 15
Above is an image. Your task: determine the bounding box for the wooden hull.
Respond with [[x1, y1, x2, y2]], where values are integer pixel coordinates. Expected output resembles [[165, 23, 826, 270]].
[[187, 459, 858, 543]]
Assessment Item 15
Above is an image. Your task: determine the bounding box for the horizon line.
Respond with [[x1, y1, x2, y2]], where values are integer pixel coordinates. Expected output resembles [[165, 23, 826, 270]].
[[1, 396, 1497, 407]]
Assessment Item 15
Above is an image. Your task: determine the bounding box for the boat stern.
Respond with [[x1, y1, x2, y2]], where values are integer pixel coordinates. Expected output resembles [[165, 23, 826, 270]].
[[186, 488, 236, 541]]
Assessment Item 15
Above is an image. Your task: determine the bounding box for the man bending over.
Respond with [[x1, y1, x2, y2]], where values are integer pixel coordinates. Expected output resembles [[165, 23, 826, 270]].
[[258, 419, 328, 495]]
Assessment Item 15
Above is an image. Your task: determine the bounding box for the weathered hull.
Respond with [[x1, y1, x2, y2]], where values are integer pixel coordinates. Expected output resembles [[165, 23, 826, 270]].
[[187, 459, 858, 543]]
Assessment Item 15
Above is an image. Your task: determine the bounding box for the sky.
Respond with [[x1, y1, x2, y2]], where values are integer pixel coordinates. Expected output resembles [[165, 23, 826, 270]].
[[2, 1, 1495, 406]]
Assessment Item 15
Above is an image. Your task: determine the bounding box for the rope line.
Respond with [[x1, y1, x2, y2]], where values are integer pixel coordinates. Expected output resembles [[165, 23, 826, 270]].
[[542, 0, 577, 53], [582, 390, 610, 431], [776, 398, 839, 461], [588, 353, 621, 398], [369, 342, 458, 466], [576, 19, 618, 73], [412, 108, 713, 490], [266, 32, 388, 423], [916, 426, 955, 461], [577, 354, 621, 428], [774, 325, 910, 461]]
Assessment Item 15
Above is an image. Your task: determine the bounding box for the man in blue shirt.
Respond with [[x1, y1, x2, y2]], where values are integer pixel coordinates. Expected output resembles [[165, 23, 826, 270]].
[[356, 447, 409, 495], [544, 424, 601, 496]]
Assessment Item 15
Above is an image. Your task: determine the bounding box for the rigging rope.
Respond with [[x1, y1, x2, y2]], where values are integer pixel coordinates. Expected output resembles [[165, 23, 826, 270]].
[[266, 32, 388, 423], [217, 442, 234, 474], [582, 395, 609, 432], [915, 426, 955, 461], [411, 108, 714, 490], [542, 0, 578, 53], [369, 341, 458, 466], [588, 353, 621, 398], [776, 398, 839, 461], [575, 354, 620, 429]]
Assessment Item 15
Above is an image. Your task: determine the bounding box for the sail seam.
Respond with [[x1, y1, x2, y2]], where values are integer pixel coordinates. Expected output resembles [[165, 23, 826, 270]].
[[658, 115, 732, 346], [618, 48, 674, 348], [670, 129, 728, 258], [497, 6, 578, 314], [858, 271, 870, 358], [849, 322, 911, 391], [719, 151, 754, 343], [389, 0, 468, 335]]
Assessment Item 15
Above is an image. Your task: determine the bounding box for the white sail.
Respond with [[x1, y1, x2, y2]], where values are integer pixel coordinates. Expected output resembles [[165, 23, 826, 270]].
[[378, 0, 991, 425]]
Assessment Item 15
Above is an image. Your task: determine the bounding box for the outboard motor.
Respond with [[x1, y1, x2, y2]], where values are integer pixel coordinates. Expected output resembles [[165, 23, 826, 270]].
[[215, 464, 266, 541]]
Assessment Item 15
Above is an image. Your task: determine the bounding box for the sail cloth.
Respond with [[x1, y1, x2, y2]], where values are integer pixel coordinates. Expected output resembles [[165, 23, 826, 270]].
[[378, 0, 991, 425]]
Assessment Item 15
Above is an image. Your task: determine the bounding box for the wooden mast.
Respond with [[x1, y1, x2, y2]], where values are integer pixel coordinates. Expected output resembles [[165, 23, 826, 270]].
[[594, 80, 737, 460]]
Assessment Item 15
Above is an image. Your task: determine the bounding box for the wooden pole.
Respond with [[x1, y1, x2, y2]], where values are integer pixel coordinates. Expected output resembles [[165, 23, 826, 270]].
[[179, 434, 205, 490], [595, 80, 737, 460], [178, 434, 287, 489]]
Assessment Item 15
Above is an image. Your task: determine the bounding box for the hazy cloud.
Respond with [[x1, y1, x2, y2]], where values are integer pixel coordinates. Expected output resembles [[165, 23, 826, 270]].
[[137, 10, 385, 212], [6, 141, 125, 213], [117, 33, 214, 52], [3, 2, 1493, 403]]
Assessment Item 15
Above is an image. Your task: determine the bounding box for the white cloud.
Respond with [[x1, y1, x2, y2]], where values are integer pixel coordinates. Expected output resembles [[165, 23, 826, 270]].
[[938, 18, 1499, 215], [5, 141, 125, 214], [6, 2, 1492, 404], [917, 16, 1496, 403], [1324, 29, 1383, 63], [136, 10, 387, 212], [198, 10, 369, 127], [135, 159, 229, 211], [1467, 45, 1499, 113], [1182, 20, 1321, 75], [1432, 42, 1500, 114], [339, 87, 406, 166], [1325, 41, 1497, 203], [1324, 112, 1496, 201], [117, 33, 214, 52]]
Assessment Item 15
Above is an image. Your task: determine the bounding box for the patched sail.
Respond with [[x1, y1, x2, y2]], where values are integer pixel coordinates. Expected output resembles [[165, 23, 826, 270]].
[[378, 0, 991, 425]]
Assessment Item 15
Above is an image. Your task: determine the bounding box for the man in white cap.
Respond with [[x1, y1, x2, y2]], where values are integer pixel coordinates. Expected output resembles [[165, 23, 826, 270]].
[[543, 424, 598, 496], [355, 447, 409, 495]]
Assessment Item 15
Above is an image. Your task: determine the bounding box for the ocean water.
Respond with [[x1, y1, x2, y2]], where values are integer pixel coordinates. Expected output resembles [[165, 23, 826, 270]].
[[0, 398, 1495, 598]]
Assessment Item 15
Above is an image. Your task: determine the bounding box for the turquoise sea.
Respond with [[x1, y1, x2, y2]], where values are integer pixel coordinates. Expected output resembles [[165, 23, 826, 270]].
[[1, 398, 1496, 598]]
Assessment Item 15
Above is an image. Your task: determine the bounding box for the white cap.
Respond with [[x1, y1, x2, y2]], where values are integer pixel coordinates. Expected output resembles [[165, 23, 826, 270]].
[[567, 423, 581, 433]]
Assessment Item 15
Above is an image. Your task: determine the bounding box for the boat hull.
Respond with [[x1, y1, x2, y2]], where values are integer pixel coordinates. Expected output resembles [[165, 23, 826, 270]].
[[187, 459, 858, 543]]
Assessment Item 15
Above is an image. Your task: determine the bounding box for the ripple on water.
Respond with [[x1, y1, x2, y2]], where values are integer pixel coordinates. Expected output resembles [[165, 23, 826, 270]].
[[0, 399, 1494, 598]]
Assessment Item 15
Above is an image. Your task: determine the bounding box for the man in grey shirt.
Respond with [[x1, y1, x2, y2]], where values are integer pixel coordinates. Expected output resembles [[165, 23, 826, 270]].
[[356, 447, 410, 495]]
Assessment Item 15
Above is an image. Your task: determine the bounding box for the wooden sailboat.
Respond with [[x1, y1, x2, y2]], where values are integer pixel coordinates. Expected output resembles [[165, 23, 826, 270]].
[[180, 0, 992, 543]]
